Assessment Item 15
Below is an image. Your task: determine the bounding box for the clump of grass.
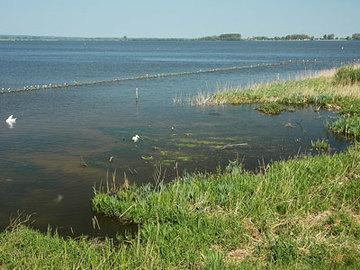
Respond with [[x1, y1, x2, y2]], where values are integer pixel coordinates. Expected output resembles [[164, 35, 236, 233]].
[[329, 115, 360, 140], [311, 138, 330, 151], [255, 103, 293, 115], [334, 66, 360, 85]]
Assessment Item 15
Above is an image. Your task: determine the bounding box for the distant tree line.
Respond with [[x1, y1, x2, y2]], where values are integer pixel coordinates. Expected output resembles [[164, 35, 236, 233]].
[[350, 33, 360, 40], [199, 33, 242, 41], [248, 33, 360, 41]]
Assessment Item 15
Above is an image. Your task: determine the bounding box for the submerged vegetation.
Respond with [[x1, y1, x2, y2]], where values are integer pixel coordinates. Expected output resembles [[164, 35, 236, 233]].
[[1, 66, 360, 269], [254, 103, 295, 115]]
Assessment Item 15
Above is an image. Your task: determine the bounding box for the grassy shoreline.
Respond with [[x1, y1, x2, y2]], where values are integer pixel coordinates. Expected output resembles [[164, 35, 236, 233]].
[[1, 67, 360, 269]]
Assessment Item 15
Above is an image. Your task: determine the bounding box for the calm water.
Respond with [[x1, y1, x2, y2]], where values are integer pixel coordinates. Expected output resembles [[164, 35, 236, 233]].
[[0, 40, 359, 237]]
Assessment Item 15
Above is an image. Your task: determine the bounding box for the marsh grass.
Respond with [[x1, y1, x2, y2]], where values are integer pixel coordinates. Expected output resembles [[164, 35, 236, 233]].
[[91, 145, 360, 269], [328, 115, 360, 140], [187, 65, 360, 139], [334, 66, 360, 85]]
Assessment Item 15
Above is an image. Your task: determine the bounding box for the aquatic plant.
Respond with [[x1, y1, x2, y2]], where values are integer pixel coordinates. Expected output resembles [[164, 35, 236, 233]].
[[255, 103, 289, 115], [329, 115, 360, 140], [311, 138, 330, 151]]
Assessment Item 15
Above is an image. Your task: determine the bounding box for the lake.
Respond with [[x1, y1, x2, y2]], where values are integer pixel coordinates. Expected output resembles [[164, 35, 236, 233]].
[[0, 40, 359, 237]]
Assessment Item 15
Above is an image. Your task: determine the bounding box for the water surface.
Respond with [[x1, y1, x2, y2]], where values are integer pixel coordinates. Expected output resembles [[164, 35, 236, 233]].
[[0, 40, 358, 237]]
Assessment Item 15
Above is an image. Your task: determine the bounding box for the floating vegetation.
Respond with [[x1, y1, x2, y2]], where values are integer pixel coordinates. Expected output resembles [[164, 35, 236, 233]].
[[177, 156, 192, 161], [255, 103, 290, 115], [160, 159, 176, 166], [141, 156, 153, 161], [175, 143, 198, 148]]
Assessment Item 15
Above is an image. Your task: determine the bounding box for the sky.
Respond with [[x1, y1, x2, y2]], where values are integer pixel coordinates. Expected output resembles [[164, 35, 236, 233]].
[[0, 0, 359, 38]]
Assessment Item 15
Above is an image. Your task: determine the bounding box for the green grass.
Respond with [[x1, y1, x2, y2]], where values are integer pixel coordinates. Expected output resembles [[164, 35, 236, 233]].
[[255, 103, 289, 115], [210, 66, 360, 139], [311, 138, 330, 151], [1, 66, 360, 269], [329, 115, 360, 140]]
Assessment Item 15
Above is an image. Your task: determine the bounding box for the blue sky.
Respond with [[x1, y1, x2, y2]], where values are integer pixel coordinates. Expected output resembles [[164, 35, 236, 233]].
[[0, 0, 359, 38]]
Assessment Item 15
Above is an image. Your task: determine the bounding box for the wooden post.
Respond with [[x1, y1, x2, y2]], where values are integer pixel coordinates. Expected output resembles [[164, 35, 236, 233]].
[[135, 88, 139, 104]]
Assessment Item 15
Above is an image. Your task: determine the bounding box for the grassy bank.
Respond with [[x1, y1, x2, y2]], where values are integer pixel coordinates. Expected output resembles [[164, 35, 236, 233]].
[[208, 66, 360, 139], [1, 66, 360, 269], [2, 145, 359, 269]]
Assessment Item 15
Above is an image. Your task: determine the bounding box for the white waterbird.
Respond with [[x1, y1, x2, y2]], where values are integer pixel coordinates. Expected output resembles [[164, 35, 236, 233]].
[[5, 115, 16, 128], [6, 115, 16, 124], [132, 134, 140, 143]]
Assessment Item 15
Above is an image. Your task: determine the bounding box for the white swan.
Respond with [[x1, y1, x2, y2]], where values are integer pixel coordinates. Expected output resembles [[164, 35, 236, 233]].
[[132, 135, 140, 143], [6, 115, 16, 124]]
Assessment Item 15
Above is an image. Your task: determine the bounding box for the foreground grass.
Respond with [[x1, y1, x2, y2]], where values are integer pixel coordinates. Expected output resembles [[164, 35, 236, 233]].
[[2, 145, 359, 269], [1, 66, 360, 269]]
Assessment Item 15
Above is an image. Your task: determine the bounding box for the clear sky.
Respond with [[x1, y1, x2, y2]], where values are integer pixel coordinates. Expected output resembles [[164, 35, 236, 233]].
[[0, 0, 359, 38]]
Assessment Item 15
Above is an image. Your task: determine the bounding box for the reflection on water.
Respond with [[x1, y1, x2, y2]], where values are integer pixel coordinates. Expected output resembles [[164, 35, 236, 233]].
[[0, 40, 358, 238]]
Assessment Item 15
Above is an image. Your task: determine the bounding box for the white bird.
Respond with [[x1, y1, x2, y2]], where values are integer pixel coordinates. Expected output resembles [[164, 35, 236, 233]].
[[132, 134, 140, 143], [6, 115, 16, 124]]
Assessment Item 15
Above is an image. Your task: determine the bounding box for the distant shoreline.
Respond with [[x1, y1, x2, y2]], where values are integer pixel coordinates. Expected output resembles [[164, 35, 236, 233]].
[[1, 33, 359, 42], [0, 38, 357, 42]]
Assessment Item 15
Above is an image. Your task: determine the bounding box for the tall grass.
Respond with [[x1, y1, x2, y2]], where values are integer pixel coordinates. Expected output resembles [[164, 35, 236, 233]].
[[334, 66, 360, 85]]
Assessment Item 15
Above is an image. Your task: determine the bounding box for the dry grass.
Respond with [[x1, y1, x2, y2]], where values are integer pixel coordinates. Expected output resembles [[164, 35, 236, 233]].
[[181, 65, 360, 107]]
